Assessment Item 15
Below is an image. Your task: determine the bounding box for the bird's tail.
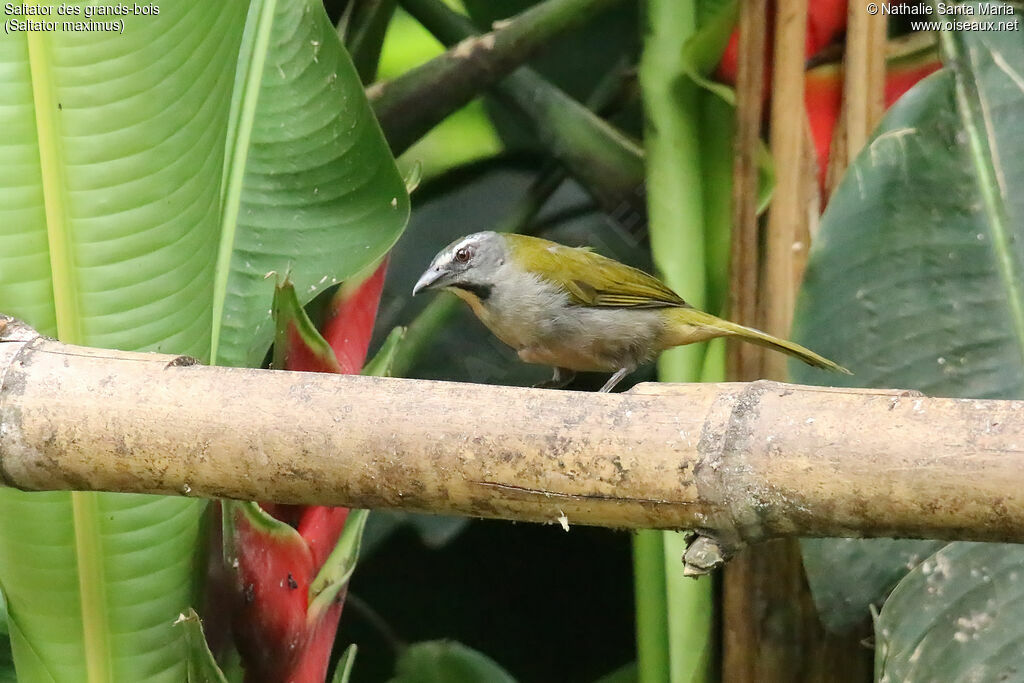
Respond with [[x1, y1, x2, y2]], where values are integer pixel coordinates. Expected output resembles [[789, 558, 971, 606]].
[[664, 309, 851, 374]]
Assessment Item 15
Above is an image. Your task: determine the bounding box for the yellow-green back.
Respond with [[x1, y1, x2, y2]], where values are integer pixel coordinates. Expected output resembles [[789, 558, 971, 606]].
[[503, 234, 691, 309]]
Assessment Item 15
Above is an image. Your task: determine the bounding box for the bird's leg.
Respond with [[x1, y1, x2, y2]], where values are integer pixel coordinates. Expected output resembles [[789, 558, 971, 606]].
[[533, 367, 576, 389], [599, 367, 633, 393]]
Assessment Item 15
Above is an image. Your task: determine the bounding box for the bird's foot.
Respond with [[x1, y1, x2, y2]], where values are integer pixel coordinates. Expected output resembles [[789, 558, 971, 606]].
[[599, 367, 633, 393], [533, 367, 576, 390]]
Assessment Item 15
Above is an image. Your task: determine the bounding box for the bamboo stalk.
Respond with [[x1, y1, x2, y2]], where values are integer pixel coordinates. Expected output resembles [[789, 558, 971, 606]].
[[843, 2, 888, 160], [2, 317, 1024, 577], [760, 0, 809, 380], [828, 2, 888, 197], [726, 0, 767, 382], [725, 4, 868, 680], [725, 0, 816, 676]]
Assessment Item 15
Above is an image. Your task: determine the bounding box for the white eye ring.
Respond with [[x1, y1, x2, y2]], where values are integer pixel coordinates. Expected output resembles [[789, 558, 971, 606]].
[[454, 246, 473, 263]]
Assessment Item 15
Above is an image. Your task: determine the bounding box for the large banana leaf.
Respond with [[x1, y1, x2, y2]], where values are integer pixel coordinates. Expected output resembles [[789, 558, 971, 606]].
[[212, 0, 409, 368], [0, 0, 407, 679], [874, 543, 1024, 682], [0, 5, 245, 679], [790, 0, 1024, 651]]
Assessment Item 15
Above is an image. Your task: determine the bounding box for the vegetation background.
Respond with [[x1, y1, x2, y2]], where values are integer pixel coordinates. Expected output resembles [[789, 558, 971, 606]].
[[1, 1, 1023, 682]]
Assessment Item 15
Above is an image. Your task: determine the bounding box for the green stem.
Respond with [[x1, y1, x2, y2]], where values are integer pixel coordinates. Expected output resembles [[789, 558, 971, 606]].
[[634, 531, 669, 683], [341, 0, 398, 84], [639, 1, 716, 681], [399, 0, 645, 215], [374, 0, 625, 155], [389, 295, 459, 379]]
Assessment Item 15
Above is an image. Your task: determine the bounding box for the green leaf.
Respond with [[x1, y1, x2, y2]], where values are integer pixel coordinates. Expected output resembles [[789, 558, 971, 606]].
[[0, 4, 245, 356], [800, 539, 945, 633], [791, 1, 1024, 635], [212, 0, 410, 368], [0, 589, 12, 683], [389, 640, 517, 683], [308, 509, 370, 621], [0, 4, 246, 679], [0, 1, 408, 681], [875, 543, 1024, 682], [0, 647, 12, 683], [0, 493, 207, 682], [224, 500, 303, 545], [361, 326, 406, 377], [680, 0, 738, 104], [331, 644, 359, 683], [178, 609, 229, 683]]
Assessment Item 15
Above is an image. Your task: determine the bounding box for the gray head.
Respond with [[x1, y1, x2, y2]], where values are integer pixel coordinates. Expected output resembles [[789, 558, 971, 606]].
[[412, 231, 507, 299]]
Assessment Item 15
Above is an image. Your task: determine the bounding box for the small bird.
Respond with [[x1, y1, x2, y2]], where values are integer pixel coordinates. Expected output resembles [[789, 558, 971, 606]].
[[413, 232, 849, 392]]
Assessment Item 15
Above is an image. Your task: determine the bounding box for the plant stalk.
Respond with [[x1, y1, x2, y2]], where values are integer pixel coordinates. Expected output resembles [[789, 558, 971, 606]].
[[372, 0, 627, 155], [399, 0, 645, 216]]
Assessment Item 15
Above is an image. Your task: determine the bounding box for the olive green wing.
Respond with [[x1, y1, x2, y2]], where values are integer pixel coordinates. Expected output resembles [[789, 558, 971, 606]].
[[508, 235, 689, 308]]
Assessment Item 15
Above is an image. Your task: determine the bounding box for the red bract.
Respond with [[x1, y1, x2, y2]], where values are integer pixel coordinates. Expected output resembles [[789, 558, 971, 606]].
[[323, 260, 389, 375], [713, 1, 941, 196], [805, 64, 844, 191], [230, 260, 389, 683], [716, 0, 848, 87], [804, 52, 941, 193], [231, 505, 352, 682], [884, 58, 942, 107]]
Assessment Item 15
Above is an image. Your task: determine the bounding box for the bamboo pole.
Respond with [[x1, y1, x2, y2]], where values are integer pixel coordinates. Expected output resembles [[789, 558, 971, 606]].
[[843, 1, 888, 161], [2, 316, 1024, 576], [726, 0, 767, 382], [827, 4, 888, 197], [760, 0, 810, 380], [725, 1, 828, 679]]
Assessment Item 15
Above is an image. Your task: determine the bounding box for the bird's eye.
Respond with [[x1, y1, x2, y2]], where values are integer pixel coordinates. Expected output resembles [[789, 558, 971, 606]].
[[454, 246, 473, 263]]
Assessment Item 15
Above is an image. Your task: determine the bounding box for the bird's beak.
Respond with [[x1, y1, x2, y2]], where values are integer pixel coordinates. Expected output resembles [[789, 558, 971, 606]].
[[412, 266, 446, 296]]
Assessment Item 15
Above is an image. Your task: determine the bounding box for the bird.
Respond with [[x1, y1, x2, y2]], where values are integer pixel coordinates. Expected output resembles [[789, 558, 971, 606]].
[[412, 231, 849, 392]]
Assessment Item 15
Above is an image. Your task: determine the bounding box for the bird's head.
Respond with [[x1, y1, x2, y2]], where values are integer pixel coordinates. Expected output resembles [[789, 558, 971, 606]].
[[412, 231, 507, 300]]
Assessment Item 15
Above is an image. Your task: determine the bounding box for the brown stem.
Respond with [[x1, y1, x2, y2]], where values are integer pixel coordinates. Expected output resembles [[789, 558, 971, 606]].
[[760, 0, 810, 380], [727, 0, 767, 381]]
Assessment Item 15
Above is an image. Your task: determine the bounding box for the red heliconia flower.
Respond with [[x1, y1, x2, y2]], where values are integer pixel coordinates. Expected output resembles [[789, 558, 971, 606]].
[[804, 51, 941, 193], [323, 260, 389, 374], [716, 0, 848, 89], [230, 504, 355, 682], [714, 0, 941, 196], [228, 259, 390, 682]]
